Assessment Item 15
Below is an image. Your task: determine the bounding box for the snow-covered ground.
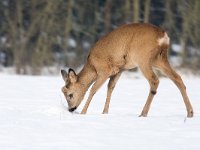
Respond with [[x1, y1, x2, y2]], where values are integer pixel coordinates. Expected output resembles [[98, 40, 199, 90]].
[[0, 73, 200, 150]]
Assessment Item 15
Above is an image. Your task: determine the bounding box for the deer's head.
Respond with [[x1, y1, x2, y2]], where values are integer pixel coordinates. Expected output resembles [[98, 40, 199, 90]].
[[61, 69, 84, 112]]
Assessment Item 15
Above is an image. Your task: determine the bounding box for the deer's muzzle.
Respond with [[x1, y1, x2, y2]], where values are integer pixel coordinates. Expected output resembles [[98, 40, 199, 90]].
[[68, 106, 77, 112]]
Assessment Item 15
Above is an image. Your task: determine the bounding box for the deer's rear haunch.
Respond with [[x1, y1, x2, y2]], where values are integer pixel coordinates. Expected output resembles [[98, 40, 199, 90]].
[[61, 23, 193, 117]]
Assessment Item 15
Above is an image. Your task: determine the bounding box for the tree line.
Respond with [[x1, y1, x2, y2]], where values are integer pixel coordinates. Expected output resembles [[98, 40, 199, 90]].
[[0, 0, 199, 75]]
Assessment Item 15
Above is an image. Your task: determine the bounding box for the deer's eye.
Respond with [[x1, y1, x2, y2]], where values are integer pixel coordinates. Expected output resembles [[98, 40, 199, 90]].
[[69, 94, 73, 99]]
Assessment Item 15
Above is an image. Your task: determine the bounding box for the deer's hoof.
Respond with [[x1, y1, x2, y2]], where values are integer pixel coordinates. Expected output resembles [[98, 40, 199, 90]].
[[80, 110, 87, 114], [187, 110, 194, 118], [102, 111, 108, 114], [139, 112, 147, 117]]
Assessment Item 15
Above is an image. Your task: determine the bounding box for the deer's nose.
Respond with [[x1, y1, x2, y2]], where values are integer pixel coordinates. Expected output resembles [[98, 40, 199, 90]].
[[68, 106, 77, 112]]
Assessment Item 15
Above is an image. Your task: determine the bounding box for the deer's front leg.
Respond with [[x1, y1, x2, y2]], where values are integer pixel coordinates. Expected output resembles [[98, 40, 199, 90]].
[[103, 72, 122, 114], [81, 75, 108, 114]]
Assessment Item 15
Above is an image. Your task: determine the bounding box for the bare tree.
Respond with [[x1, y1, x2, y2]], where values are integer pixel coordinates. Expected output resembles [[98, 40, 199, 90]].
[[104, 0, 112, 33], [133, 0, 140, 23], [64, 0, 73, 57], [124, 0, 131, 22], [179, 0, 193, 67], [144, 0, 151, 23]]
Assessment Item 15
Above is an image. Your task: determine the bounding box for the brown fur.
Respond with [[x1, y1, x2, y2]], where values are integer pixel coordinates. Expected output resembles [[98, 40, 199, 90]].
[[61, 23, 193, 117]]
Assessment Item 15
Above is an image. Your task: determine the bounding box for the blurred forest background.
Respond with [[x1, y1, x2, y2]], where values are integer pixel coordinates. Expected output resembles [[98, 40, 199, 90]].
[[0, 0, 200, 75]]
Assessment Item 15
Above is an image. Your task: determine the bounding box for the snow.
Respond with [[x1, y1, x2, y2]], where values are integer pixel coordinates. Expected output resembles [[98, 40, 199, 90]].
[[171, 44, 182, 53], [0, 74, 200, 150]]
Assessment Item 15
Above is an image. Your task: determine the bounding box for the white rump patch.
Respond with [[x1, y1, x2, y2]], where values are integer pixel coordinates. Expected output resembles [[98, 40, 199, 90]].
[[158, 32, 170, 46]]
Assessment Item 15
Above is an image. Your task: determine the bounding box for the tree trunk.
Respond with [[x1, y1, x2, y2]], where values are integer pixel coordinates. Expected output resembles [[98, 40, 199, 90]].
[[133, 0, 140, 23], [64, 0, 73, 54], [179, 1, 192, 67], [123, 0, 131, 22], [104, 0, 112, 33], [144, 0, 151, 23]]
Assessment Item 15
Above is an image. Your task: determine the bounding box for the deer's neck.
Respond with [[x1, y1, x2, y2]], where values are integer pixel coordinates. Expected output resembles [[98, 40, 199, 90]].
[[78, 62, 97, 92]]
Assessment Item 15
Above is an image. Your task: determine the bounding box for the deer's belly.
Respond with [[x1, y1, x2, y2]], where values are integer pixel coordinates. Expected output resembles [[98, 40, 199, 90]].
[[123, 52, 138, 69]]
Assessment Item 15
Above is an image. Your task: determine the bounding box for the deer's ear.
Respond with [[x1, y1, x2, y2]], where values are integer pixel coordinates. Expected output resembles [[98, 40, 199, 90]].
[[68, 68, 77, 83], [61, 69, 68, 81]]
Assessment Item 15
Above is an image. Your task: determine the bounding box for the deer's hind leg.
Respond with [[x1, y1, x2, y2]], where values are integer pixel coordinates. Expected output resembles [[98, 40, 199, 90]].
[[139, 64, 159, 117], [154, 59, 193, 117]]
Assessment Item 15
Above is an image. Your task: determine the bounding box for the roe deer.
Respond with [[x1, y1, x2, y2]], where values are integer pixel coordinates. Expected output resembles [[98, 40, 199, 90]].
[[61, 23, 193, 117]]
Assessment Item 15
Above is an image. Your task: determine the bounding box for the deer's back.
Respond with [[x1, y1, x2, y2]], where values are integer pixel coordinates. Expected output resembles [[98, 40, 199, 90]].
[[88, 23, 167, 72]]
